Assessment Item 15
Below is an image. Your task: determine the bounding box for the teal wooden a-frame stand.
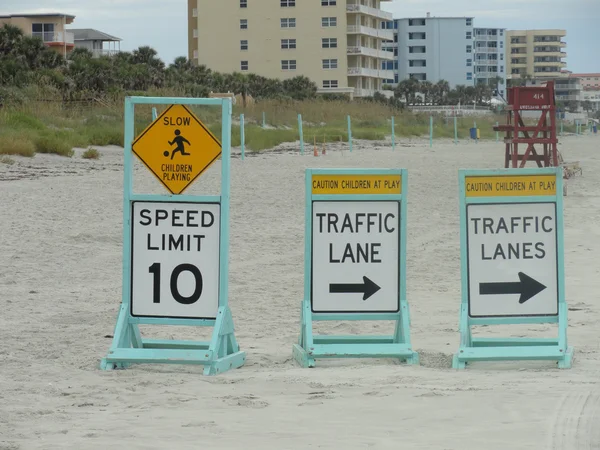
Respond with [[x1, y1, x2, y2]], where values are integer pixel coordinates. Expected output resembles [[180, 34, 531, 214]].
[[293, 168, 419, 368], [101, 96, 245, 375], [453, 168, 573, 369]]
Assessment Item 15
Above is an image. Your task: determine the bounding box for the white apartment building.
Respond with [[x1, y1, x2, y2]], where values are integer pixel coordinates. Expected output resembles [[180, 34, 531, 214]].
[[188, 0, 395, 98], [382, 14, 475, 88], [473, 27, 506, 99]]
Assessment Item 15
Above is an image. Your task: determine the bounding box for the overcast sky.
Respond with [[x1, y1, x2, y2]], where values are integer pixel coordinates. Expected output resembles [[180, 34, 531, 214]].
[[1, 0, 598, 72]]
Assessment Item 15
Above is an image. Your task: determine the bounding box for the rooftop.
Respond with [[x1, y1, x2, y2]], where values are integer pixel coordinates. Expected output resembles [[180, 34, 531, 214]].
[[0, 12, 75, 22], [69, 28, 122, 42]]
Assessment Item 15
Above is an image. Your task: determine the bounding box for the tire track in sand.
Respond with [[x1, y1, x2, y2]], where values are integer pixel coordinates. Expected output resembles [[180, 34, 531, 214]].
[[551, 390, 600, 449]]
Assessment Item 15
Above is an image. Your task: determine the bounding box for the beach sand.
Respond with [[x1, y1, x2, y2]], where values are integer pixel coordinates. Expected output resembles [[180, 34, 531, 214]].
[[1, 135, 599, 449]]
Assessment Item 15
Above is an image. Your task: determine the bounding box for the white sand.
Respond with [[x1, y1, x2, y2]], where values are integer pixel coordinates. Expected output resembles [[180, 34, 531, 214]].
[[1, 135, 599, 450]]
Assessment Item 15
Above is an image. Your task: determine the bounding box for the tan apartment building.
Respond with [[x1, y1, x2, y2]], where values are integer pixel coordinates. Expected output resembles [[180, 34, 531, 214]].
[[506, 29, 567, 80], [0, 13, 76, 57], [188, 0, 395, 98]]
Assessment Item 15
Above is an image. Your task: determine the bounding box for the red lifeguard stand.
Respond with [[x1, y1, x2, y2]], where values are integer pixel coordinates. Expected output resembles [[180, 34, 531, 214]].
[[494, 81, 559, 168]]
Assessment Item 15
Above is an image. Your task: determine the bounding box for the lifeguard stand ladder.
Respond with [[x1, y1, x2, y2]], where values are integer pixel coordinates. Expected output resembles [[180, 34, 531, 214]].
[[494, 81, 559, 168]]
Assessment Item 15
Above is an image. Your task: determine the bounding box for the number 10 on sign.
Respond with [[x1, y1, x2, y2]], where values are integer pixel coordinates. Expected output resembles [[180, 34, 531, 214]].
[[131, 201, 221, 319]]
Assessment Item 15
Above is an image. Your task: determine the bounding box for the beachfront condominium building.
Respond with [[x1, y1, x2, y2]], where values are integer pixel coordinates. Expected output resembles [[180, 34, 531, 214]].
[[473, 27, 506, 99], [187, 0, 395, 98], [382, 15, 475, 88], [506, 29, 567, 81], [0, 12, 75, 57], [569, 73, 600, 91]]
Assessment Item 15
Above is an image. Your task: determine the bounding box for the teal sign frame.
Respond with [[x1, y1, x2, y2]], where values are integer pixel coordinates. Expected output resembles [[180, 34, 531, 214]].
[[293, 168, 419, 367], [101, 96, 246, 375], [453, 167, 573, 369]]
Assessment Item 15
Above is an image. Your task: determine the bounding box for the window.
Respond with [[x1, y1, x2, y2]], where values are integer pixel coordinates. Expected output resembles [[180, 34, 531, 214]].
[[281, 39, 296, 49], [240, 0, 247, 7], [408, 19, 426, 26], [281, 0, 295, 6], [323, 80, 338, 88], [467, 59, 472, 67], [192, 8, 198, 17], [409, 32, 426, 40], [193, 29, 198, 38], [322, 17, 337, 27], [500, 66, 504, 72], [466, 18, 472, 26], [322, 38, 337, 48], [240, 19, 248, 29], [321, 0, 336, 5], [193, 49, 198, 59], [241, 61, 248, 71], [322, 59, 338, 69], [467, 72, 473, 81], [409, 60, 426, 67], [500, 53, 504, 60], [466, 45, 472, 53], [32, 23, 54, 41], [409, 46, 426, 54], [241, 40, 248, 50], [281, 59, 297, 70], [466, 31, 472, 39], [281, 18, 296, 28]]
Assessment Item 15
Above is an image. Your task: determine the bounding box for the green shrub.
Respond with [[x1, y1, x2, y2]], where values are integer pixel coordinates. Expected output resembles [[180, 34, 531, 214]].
[[82, 147, 100, 159], [34, 132, 74, 157]]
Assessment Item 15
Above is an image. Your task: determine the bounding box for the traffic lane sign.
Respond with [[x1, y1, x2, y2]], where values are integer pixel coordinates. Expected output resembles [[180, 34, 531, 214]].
[[311, 201, 400, 313], [132, 104, 222, 195], [466, 202, 558, 317], [130, 201, 221, 319]]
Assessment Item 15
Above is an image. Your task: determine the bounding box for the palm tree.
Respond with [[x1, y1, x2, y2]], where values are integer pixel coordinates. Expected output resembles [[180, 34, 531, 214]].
[[419, 80, 433, 104], [394, 78, 419, 104], [434, 80, 450, 104]]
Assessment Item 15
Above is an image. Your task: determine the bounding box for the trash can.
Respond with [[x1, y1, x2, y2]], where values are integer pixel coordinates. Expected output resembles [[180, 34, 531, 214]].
[[594, 124, 598, 134], [470, 127, 478, 140]]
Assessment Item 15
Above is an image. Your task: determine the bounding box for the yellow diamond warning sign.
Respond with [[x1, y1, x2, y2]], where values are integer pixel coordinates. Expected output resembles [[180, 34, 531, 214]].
[[132, 104, 222, 194]]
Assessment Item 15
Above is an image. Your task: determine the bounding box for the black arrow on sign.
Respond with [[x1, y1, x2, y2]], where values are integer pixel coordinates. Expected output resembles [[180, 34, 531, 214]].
[[329, 276, 381, 301], [479, 272, 547, 304]]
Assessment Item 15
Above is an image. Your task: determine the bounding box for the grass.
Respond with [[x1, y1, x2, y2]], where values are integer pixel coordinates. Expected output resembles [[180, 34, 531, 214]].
[[82, 148, 100, 159], [0, 93, 586, 156], [0, 133, 36, 157]]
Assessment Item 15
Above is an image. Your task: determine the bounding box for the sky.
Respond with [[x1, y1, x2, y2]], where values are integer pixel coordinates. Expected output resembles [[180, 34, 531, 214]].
[[1, 0, 599, 73]]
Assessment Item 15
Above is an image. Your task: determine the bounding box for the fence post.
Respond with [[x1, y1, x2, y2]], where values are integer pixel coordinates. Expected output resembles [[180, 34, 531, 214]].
[[429, 116, 433, 148], [454, 116, 458, 144], [262, 111, 266, 128], [391, 116, 395, 151], [240, 113, 245, 161], [560, 119, 564, 137], [347, 115, 353, 152], [495, 121, 499, 143], [298, 114, 304, 155], [152, 107, 157, 121]]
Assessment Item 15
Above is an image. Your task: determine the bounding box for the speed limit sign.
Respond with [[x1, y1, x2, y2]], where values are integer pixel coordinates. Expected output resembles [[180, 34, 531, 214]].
[[130, 201, 220, 319]]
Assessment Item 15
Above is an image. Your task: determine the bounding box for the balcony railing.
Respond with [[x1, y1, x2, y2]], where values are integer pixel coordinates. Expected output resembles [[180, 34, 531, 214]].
[[348, 67, 394, 79], [347, 25, 394, 41], [346, 4, 393, 20], [32, 31, 74, 44], [91, 49, 121, 58], [347, 46, 395, 60]]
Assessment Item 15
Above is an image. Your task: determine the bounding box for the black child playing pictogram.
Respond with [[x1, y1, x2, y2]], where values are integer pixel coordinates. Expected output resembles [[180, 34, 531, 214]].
[[164, 129, 191, 160]]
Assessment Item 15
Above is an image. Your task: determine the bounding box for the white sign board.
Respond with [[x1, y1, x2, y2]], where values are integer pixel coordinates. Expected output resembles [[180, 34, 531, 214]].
[[131, 201, 220, 319], [311, 201, 400, 313], [467, 202, 558, 317]]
